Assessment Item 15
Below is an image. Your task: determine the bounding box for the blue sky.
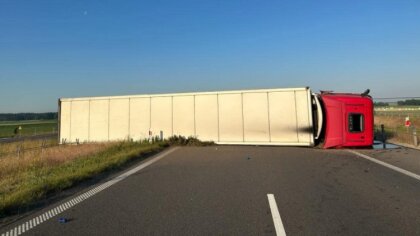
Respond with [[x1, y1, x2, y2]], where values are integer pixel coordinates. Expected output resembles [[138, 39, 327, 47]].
[[1, 0, 419, 112]]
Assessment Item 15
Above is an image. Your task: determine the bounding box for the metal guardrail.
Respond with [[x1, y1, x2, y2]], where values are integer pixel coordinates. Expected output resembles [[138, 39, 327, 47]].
[[0, 133, 58, 143]]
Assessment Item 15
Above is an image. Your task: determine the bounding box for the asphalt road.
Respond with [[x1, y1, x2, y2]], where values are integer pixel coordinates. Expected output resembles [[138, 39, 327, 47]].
[[2, 146, 420, 235]]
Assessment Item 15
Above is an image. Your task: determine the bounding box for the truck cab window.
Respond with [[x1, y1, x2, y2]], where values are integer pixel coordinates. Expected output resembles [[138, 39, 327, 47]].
[[348, 113, 364, 132]]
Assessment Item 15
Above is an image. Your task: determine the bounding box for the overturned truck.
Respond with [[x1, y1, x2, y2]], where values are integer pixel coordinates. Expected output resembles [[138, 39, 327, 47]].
[[58, 87, 373, 148]]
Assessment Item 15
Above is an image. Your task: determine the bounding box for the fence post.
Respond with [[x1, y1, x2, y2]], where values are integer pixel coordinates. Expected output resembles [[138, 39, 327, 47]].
[[413, 127, 418, 146], [17, 143, 23, 158], [41, 139, 46, 153], [381, 124, 386, 149]]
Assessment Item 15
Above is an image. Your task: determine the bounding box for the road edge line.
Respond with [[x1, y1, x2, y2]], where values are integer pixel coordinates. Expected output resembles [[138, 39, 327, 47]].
[[1, 147, 180, 236], [267, 194, 287, 236], [347, 150, 420, 181]]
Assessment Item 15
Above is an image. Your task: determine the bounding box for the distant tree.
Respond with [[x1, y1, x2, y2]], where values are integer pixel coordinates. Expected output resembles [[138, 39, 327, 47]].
[[397, 99, 420, 106], [374, 102, 389, 107]]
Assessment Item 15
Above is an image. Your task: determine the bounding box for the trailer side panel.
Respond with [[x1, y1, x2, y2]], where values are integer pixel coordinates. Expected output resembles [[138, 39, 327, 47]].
[[59, 88, 314, 146]]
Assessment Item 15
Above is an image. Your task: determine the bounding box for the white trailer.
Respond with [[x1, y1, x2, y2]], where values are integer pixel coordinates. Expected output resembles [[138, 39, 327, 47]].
[[58, 87, 317, 146]]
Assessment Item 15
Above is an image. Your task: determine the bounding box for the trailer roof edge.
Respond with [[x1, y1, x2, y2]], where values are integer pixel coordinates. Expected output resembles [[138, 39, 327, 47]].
[[59, 87, 310, 102]]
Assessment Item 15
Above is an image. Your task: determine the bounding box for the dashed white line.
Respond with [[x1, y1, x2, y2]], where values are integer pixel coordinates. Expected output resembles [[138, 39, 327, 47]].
[[0, 147, 179, 236], [347, 150, 420, 181], [267, 194, 287, 236]]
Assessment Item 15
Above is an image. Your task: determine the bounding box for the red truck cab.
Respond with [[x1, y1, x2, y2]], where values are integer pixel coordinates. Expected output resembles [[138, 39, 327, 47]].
[[320, 92, 373, 148]]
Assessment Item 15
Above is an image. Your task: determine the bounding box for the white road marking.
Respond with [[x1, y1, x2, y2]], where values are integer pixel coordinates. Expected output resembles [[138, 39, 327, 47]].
[[0, 147, 179, 236], [347, 150, 420, 181], [267, 194, 287, 236]]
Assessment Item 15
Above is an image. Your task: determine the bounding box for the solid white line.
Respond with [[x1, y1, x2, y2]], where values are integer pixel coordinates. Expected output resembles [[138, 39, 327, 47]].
[[347, 150, 420, 181], [267, 194, 287, 236], [0, 147, 179, 236]]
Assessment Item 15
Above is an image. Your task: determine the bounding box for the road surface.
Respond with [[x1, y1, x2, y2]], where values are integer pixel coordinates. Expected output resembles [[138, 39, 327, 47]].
[[1, 146, 419, 235]]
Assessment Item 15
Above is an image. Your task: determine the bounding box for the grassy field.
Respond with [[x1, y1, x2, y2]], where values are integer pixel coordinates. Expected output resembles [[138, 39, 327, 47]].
[[374, 115, 419, 146], [0, 120, 57, 138], [0, 140, 168, 216]]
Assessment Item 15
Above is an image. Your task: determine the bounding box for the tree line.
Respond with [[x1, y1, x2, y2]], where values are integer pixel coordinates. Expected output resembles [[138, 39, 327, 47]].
[[397, 99, 420, 106], [374, 99, 420, 107], [0, 113, 58, 121]]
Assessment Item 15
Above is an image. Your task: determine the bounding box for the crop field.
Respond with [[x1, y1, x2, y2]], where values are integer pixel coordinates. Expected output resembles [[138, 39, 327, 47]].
[[0, 120, 57, 138]]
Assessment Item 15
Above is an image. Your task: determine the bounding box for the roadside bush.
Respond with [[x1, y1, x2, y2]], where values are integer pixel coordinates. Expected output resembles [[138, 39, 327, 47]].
[[166, 135, 214, 146]]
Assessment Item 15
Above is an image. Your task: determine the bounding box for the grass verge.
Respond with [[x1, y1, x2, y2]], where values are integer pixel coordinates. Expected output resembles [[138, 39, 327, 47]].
[[374, 115, 419, 146], [0, 138, 58, 156], [0, 141, 168, 217]]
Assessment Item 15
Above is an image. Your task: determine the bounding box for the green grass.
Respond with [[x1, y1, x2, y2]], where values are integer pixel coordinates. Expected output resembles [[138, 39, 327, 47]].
[[0, 120, 57, 138], [0, 141, 167, 216]]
